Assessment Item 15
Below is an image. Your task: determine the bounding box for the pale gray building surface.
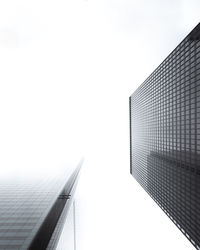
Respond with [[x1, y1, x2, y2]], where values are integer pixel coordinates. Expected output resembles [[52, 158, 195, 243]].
[[0, 161, 82, 250]]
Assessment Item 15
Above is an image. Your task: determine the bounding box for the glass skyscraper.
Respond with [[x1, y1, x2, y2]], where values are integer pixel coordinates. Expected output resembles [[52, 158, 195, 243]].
[[130, 23, 200, 249], [0, 161, 82, 250]]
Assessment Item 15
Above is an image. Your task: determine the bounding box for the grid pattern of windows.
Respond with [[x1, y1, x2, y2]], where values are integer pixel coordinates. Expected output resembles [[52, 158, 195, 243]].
[[130, 23, 200, 249], [0, 165, 80, 250]]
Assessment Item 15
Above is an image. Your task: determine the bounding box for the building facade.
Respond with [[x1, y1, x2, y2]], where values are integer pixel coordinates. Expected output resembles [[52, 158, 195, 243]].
[[130, 23, 200, 249], [0, 161, 82, 250]]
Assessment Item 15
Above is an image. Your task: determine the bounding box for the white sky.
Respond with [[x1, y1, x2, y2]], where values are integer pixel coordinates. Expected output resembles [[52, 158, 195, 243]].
[[0, 0, 199, 249]]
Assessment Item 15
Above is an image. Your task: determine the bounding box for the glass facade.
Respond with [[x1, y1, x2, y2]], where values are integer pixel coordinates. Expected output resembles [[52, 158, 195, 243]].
[[130, 23, 200, 249], [0, 162, 82, 250]]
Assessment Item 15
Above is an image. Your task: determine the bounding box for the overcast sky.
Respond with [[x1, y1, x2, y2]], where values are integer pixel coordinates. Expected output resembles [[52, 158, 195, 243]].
[[0, 1, 200, 250]]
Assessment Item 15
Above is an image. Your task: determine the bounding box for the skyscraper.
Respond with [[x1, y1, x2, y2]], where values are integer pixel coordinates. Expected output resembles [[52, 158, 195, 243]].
[[0, 161, 82, 250], [130, 23, 200, 249]]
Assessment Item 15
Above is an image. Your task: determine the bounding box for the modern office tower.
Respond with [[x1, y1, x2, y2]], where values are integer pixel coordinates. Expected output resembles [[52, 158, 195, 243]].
[[129, 23, 200, 249], [0, 161, 82, 250]]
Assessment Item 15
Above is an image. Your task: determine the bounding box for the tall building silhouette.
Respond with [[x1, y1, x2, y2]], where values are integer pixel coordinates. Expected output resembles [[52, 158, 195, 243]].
[[130, 23, 200, 249], [0, 161, 82, 250]]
